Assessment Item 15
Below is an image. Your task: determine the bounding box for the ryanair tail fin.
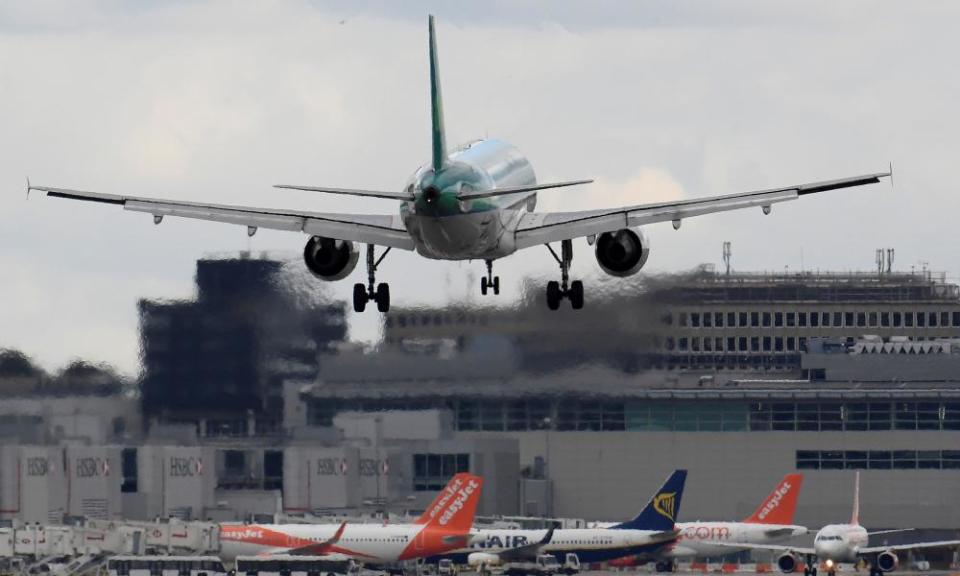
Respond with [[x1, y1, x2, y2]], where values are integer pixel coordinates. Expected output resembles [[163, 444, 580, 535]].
[[611, 470, 687, 531], [415, 473, 483, 532], [743, 473, 804, 525], [428, 15, 447, 173]]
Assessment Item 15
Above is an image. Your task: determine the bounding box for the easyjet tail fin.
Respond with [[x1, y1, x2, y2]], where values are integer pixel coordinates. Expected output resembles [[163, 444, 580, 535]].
[[428, 15, 447, 173], [744, 473, 804, 525], [415, 473, 483, 532], [851, 471, 860, 525], [611, 469, 687, 531]]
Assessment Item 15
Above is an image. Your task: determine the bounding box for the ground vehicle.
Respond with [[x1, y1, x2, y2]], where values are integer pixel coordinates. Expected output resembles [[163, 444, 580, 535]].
[[437, 559, 456, 576], [234, 555, 359, 576], [501, 553, 580, 576]]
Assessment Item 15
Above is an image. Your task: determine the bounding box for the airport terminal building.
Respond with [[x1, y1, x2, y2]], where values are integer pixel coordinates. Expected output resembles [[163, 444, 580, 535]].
[[2, 257, 959, 547]]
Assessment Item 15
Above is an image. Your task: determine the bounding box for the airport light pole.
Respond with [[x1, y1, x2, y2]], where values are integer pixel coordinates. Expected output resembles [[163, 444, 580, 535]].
[[542, 416, 554, 517]]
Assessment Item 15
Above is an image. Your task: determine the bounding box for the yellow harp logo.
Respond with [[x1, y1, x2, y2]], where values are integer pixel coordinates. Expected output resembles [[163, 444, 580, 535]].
[[653, 492, 677, 521]]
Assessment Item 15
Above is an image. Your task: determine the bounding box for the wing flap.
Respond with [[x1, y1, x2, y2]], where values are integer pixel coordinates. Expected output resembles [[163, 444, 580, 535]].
[[30, 184, 415, 250]]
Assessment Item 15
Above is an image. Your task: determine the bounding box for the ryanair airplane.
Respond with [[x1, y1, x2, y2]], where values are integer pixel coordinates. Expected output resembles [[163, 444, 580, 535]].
[[433, 470, 686, 567], [29, 16, 889, 312]]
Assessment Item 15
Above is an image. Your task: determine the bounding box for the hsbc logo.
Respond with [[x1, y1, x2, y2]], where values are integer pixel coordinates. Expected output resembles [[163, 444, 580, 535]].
[[26, 457, 50, 477], [76, 457, 109, 478], [169, 456, 203, 477], [317, 458, 349, 476], [758, 481, 791, 520], [359, 458, 389, 477]]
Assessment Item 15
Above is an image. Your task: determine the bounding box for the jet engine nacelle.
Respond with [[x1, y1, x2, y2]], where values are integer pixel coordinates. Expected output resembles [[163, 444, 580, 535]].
[[467, 553, 502, 567], [303, 236, 359, 281], [595, 227, 650, 277], [777, 552, 798, 574], [877, 551, 899, 572]]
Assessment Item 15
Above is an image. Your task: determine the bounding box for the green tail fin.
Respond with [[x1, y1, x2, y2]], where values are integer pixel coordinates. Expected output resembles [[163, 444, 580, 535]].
[[428, 15, 447, 173]]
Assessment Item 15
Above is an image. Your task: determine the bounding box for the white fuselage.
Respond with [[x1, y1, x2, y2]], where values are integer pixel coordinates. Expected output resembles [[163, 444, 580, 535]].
[[400, 138, 536, 261], [448, 527, 673, 564], [218, 522, 459, 564], [812, 524, 870, 564], [663, 522, 809, 559]]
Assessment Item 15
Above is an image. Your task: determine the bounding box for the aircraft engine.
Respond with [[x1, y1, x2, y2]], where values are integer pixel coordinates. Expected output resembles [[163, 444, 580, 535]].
[[776, 552, 798, 574], [467, 553, 502, 567], [595, 227, 650, 277], [303, 236, 359, 281], [877, 551, 899, 572]]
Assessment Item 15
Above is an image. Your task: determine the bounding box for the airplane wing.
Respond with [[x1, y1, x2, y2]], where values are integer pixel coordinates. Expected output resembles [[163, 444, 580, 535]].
[[285, 522, 350, 556], [514, 171, 889, 249], [859, 540, 960, 554], [28, 185, 415, 250], [710, 542, 816, 555], [494, 527, 556, 563]]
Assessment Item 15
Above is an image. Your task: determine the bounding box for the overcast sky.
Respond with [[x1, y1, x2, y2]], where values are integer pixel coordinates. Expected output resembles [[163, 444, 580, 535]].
[[2, 1, 958, 376]]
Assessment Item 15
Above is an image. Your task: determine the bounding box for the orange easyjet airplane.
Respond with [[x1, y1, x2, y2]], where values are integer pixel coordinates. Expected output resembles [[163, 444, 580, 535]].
[[219, 473, 483, 563]]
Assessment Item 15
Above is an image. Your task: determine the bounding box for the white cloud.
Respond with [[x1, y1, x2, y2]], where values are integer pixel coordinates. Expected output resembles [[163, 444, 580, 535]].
[[2, 1, 959, 374]]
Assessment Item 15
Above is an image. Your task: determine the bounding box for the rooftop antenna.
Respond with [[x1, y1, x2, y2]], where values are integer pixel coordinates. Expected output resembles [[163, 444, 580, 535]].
[[886, 248, 895, 274], [722, 241, 732, 276], [876, 249, 884, 276]]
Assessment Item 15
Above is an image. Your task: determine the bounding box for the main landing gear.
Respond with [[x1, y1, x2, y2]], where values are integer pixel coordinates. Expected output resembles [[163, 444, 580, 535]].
[[545, 239, 584, 311], [353, 245, 391, 313], [480, 259, 500, 295], [803, 555, 818, 576]]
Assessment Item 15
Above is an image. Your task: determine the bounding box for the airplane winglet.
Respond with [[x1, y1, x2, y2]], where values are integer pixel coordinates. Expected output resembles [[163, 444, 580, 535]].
[[889, 161, 894, 190], [26, 176, 31, 199]]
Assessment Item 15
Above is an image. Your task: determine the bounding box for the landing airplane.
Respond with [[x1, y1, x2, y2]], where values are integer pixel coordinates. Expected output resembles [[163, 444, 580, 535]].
[[716, 472, 960, 576], [28, 16, 891, 313], [448, 470, 686, 569], [219, 473, 483, 563]]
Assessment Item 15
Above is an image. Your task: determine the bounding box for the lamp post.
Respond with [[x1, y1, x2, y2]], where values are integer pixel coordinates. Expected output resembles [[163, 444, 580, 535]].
[[542, 416, 554, 518]]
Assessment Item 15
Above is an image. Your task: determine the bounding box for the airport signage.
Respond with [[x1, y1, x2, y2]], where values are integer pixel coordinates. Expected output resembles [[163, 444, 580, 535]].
[[359, 458, 389, 477], [75, 457, 110, 478], [317, 457, 349, 476], [26, 457, 51, 477], [169, 456, 203, 477]]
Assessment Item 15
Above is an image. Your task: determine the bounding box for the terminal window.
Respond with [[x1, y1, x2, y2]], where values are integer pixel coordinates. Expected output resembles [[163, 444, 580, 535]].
[[797, 450, 960, 470], [413, 453, 470, 491]]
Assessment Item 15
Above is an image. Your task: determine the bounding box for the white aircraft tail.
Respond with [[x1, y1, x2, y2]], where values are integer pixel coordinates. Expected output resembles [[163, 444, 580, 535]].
[[851, 471, 860, 525]]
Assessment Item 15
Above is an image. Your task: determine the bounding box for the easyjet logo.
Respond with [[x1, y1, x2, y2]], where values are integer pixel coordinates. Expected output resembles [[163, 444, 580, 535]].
[[758, 481, 791, 521], [428, 477, 464, 520], [438, 479, 479, 526], [654, 492, 677, 521], [221, 527, 265, 541]]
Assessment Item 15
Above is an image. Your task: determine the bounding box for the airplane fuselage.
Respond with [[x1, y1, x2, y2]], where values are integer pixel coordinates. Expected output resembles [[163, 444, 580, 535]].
[[813, 524, 869, 564], [663, 521, 808, 559], [436, 527, 673, 564], [401, 138, 536, 260]]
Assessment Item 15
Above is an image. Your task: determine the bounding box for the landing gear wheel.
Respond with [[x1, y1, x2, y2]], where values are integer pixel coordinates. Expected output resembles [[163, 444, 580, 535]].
[[810, 569, 817, 576], [481, 260, 500, 296], [546, 281, 561, 310], [353, 283, 368, 313], [376, 283, 391, 313], [569, 280, 584, 309]]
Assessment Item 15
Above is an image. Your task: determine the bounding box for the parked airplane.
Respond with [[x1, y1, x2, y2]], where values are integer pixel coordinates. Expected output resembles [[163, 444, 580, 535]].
[[28, 16, 891, 313], [218, 473, 483, 563], [438, 470, 686, 568], [716, 472, 960, 576]]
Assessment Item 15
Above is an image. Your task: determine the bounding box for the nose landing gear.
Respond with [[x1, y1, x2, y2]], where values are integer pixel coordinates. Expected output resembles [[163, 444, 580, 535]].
[[353, 245, 391, 313], [480, 259, 500, 295], [545, 239, 584, 310]]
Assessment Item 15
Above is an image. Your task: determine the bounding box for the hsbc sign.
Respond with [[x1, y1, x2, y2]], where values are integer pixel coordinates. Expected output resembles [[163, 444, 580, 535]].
[[359, 458, 389, 477], [317, 457, 349, 476], [169, 456, 203, 477], [75, 457, 109, 478], [26, 457, 51, 477]]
